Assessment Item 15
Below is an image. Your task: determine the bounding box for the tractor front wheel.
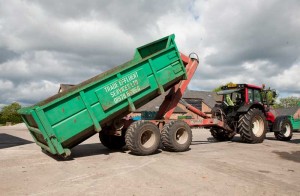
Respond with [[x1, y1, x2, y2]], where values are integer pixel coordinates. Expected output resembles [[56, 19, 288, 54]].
[[99, 132, 126, 150], [238, 108, 267, 143], [273, 116, 293, 141], [210, 128, 234, 141]]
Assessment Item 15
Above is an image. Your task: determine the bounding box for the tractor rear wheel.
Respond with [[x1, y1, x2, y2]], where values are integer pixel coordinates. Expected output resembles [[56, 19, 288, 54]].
[[210, 128, 234, 141], [273, 116, 293, 141], [125, 120, 160, 155], [238, 108, 267, 143], [99, 132, 126, 150], [161, 120, 192, 152]]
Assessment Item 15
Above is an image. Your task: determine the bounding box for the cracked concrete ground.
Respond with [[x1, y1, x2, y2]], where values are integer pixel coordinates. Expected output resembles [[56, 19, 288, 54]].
[[1, 124, 299, 196]]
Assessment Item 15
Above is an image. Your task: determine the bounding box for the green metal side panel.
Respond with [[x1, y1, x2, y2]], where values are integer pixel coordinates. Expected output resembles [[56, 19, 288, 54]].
[[18, 34, 186, 156], [289, 116, 300, 130], [95, 69, 150, 110]]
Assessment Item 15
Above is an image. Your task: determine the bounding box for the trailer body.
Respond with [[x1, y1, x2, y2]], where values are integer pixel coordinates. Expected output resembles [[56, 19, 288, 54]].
[[289, 116, 300, 131], [18, 35, 187, 156]]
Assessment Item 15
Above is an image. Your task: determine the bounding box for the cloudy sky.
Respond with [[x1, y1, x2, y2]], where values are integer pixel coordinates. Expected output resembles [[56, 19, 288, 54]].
[[0, 0, 300, 108]]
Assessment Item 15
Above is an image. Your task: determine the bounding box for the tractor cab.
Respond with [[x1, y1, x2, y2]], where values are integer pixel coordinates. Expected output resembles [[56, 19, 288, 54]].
[[218, 83, 265, 107], [217, 88, 244, 107], [217, 83, 277, 114], [214, 83, 266, 121]]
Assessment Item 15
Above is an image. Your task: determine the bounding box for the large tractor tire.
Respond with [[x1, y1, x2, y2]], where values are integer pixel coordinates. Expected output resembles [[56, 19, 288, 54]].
[[238, 108, 267, 143], [99, 132, 126, 150], [210, 128, 234, 141], [273, 116, 293, 141], [161, 121, 192, 152], [125, 121, 160, 155]]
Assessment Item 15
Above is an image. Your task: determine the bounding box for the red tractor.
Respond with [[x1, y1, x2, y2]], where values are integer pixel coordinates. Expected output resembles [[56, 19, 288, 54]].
[[209, 83, 293, 143]]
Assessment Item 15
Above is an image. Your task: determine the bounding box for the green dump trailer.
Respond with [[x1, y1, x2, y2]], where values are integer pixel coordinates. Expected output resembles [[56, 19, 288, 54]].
[[18, 34, 196, 157]]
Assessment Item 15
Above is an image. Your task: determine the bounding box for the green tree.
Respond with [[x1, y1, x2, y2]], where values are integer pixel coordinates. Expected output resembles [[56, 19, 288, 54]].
[[261, 88, 277, 105], [0, 112, 4, 124], [273, 96, 300, 108], [0, 102, 23, 124]]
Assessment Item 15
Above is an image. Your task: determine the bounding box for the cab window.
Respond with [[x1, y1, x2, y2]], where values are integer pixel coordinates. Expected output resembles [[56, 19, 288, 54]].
[[248, 89, 253, 102], [248, 89, 262, 103], [253, 89, 262, 103]]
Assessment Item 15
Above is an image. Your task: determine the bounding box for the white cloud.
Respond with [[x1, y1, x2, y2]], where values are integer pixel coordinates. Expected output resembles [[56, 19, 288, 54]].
[[16, 80, 59, 104], [269, 63, 300, 91], [0, 80, 14, 90], [242, 60, 272, 72], [0, 0, 299, 107], [0, 1, 135, 55]]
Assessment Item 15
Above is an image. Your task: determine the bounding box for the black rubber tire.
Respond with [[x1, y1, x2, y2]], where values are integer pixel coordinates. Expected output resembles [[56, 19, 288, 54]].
[[161, 120, 192, 152], [210, 128, 234, 141], [273, 116, 293, 141], [125, 120, 160, 155], [238, 108, 267, 143], [99, 132, 126, 150]]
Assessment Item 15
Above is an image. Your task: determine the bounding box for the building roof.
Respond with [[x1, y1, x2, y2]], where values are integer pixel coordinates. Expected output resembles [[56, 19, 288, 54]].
[[183, 90, 221, 108], [135, 90, 220, 113], [274, 106, 300, 116], [58, 84, 75, 93], [135, 92, 186, 113]]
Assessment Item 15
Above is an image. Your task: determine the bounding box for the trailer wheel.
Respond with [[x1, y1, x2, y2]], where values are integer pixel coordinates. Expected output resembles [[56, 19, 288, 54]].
[[210, 128, 234, 141], [161, 121, 192, 152], [238, 108, 267, 143], [273, 116, 293, 141], [99, 132, 126, 150], [125, 121, 160, 155]]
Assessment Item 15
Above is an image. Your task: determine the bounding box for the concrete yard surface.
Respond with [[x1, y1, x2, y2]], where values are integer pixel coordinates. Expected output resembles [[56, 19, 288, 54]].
[[0, 124, 299, 195]]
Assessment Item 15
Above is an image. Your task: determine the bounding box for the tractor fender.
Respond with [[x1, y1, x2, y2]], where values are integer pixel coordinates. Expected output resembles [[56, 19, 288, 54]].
[[237, 103, 265, 113]]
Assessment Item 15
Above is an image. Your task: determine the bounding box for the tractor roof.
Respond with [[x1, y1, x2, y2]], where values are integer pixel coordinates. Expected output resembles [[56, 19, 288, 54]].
[[244, 84, 263, 89], [221, 83, 263, 90]]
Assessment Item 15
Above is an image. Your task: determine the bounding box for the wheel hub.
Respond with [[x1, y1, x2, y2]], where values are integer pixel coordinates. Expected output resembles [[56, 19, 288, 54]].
[[175, 128, 188, 144], [282, 123, 291, 137], [141, 130, 155, 148], [252, 116, 264, 137]]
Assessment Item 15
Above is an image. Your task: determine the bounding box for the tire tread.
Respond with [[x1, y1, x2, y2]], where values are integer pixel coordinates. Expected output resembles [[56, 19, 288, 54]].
[[161, 120, 192, 152], [125, 120, 160, 155], [238, 108, 267, 143]]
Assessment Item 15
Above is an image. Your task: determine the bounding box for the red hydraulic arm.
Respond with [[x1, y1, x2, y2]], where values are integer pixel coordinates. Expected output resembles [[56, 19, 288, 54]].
[[154, 52, 232, 132], [155, 53, 207, 120], [179, 99, 209, 119]]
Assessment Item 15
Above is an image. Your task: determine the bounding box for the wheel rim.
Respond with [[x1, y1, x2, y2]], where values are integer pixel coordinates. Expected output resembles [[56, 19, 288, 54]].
[[140, 130, 155, 148], [252, 116, 264, 137], [175, 127, 188, 144], [282, 123, 291, 137]]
